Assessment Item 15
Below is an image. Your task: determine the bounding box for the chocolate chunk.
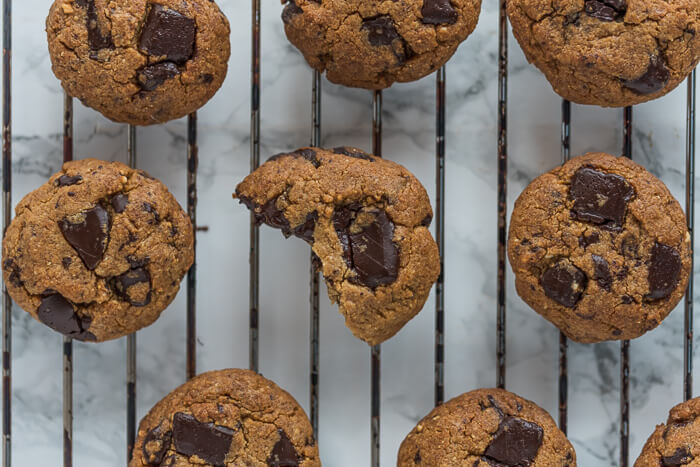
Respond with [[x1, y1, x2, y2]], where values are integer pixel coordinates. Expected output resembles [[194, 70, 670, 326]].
[[267, 430, 299, 466], [62, 257, 72, 269], [661, 448, 694, 467], [37, 293, 95, 341], [143, 202, 160, 224], [332, 146, 375, 162], [268, 149, 320, 168], [592, 255, 612, 291], [112, 267, 152, 307], [172, 412, 234, 466], [584, 0, 626, 21], [238, 195, 318, 243], [483, 416, 544, 466], [623, 55, 670, 95], [111, 193, 129, 213], [570, 167, 635, 230], [139, 5, 196, 64], [3, 259, 22, 287], [361, 16, 401, 46], [414, 450, 422, 464], [541, 261, 587, 308], [138, 62, 181, 91], [620, 235, 639, 258], [59, 205, 110, 270], [333, 206, 399, 289], [579, 231, 600, 248], [160, 455, 177, 467], [75, 0, 114, 56], [143, 422, 172, 465], [621, 295, 634, 304], [420, 214, 433, 227], [282, 0, 303, 25], [56, 174, 83, 187], [647, 243, 681, 299], [292, 211, 319, 244], [421, 0, 458, 24]]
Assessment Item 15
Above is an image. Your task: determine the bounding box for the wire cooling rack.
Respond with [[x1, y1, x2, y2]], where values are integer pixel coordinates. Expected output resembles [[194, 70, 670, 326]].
[[0, 0, 697, 466]]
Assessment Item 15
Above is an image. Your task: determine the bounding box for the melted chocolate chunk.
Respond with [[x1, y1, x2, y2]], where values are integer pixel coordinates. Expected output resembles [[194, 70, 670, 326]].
[[570, 167, 635, 230], [592, 255, 612, 291], [238, 195, 318, 244], [37, 293, 95, 341], [172, 412, 234, 467], [483, 416, 544, 466], [332, 147, 375, 162], [3, 259, 22, 287], [111, 193, 129, 213], [139, 5, 196, 64], [584, 0, 626, 21], [661, 448, 694, 467], [579, 231, 600, 248], [138, 62, 181, 91], [541, 261, 587, 308], [56, 174, 83, 187], [333, 205, 399, 289], [75, 0, 114, 56], [59, 205, 110, 270], [623, 55, 670, 95], [421, 0, 458, 24], [267, 430, 299, 466], [112, 267, 152, 307], [268, 149, 320, 168], [281, 0, 303, 25], [361, 15, 401, 46], [142, 423, 172, 465], [647, 243, 681, 299]]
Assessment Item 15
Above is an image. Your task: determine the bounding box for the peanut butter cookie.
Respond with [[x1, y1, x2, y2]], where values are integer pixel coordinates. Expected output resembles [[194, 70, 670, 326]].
[[234, 147, 440, 346]]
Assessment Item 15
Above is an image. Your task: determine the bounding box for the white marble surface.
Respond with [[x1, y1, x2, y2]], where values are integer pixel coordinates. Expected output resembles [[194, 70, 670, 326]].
[[1, 0, 698, 466]]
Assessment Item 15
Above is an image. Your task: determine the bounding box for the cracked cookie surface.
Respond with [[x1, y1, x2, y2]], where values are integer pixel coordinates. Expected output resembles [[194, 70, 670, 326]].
[[398, 388, 576, 466], [508, 153, 691, 343], [281, 0, 481, 89], [234, 147, 440, 346], [130, 369, 320, 467], [635, 397, 700, 467], [507, 0, 700, 106], [2, 159, 194, 342], [46, 0, 230, 125]]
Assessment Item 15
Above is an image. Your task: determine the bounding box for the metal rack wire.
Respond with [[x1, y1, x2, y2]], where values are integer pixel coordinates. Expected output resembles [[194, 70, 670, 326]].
[[0, 0, 695, 466]]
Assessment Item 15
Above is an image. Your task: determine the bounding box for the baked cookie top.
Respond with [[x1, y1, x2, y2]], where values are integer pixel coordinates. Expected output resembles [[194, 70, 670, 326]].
[[2, 159, 194, 342], [130, 369, 320, 467], [507, 0, 700, 106], [635, 397, 700, 467], [46, 0, 230, 125], [234, 147, 440, 346], [398, 388, 576, 466], [508, 152, 691, 343], [282, 0, 481, 89]]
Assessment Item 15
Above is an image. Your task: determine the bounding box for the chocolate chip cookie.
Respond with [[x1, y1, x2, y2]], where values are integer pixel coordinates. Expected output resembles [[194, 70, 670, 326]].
[[508, 152, 691, 343], [46, 0, 230, 125], [507, 0, 700, 106], [2, 159, 194, 342], [234, 147, 440, 346], [130, 369, 320, 467], [635, 397, 700, 467], [282, 0, 481, 89], [398, 388, 576, 466]]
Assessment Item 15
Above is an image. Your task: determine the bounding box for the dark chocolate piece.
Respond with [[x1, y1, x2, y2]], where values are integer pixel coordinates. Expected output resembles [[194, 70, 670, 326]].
[[75, 0, 114, 56], [623, 55, 670, 95], [570, 167, 635, 230], [332, 146, 375, 162], [36, 293, 96, 341], [541, 260, 587, 308], [647, 242, 682, 299], [142, 422, 172, 465], [592, 254, 612, 291], [112, 267, 152, 307], [138, 62, 181, 91], [483, 416, 544, 466], [282, 0, 303, 25], [172, 412, 234, 467], [421, 0, 458, 24], [267, 430, 299, 466], [139, 5, 196, 64], [111, 193, 129, 213], [59, 205, 110, 270], [661, 448, 694, 467], [56, 174, 83, 187]]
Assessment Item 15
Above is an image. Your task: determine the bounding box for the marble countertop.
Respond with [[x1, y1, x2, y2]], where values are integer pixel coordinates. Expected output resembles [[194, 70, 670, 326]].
[[2, 1, 698, 466]]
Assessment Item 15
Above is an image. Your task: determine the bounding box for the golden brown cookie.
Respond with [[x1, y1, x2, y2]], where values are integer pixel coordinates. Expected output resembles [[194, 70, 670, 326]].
[[2, 159, 194, 342], [635, 397, 700, 467], [130, 369, 320, 467], [507, 0, 700, 106], [508, 153, 691, 343], [398, 388, 576, 466], [282, 0, 481, 89], [46, 0, 230, 125], [234, 147, 440, 346]]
